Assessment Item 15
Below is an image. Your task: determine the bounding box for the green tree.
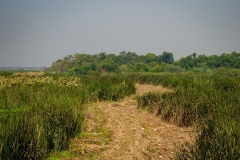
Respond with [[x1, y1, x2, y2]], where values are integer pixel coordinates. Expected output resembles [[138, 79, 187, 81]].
[[150, 65, 163, 73], [161, 52, 174, 64], [119, 51, 138, 64], [98, 52, 107, 60], [145, 53, 156, 63], [133, 62, 149, 72], [50, 55, 73, 72]]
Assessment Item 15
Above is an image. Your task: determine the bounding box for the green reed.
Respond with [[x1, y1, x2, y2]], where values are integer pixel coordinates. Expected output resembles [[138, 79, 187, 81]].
[[0, 83, 85, 159], [0, 74, 135, 160], [135, 70, 240, 159]]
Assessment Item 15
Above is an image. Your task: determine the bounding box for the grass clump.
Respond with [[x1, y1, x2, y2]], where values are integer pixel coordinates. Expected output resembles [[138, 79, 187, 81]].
[[0, 73, 135, 159], [136, 70, 240, 159]]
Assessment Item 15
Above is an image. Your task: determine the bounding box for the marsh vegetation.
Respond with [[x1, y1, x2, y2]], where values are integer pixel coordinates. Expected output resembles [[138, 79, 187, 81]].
[[0, 68, 239, 159]]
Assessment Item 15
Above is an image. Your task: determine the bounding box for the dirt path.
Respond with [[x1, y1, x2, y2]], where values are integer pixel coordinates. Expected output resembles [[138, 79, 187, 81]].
[[64, 84, 195, 160]]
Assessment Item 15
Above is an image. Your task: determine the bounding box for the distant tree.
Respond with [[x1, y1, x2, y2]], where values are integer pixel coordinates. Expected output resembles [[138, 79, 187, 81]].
[[119, 51, 138, 64], [50, 55, 73, 72], [69, 66, 87, 75], [197, 54, 208, 63], [48, 51, 240, 74], [161, 52, 174, 64], [150, 65, 163, 73], [176, 54, 196, 70], [145, 53, 156, 63], [73, 54, 93, 65], [231, 52, 240, 68], [148, 62, 160, 68], [133, 62, 149, 72], [98, 52, 107, 60], [193, 53, 197, 59], [119, 64, 129, 72]]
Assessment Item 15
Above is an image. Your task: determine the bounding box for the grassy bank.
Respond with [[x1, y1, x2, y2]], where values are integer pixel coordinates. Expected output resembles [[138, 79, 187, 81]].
[[135, 69, 240, 159]]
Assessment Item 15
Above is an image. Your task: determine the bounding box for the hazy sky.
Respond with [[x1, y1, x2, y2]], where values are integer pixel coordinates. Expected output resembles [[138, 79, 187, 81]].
[[0, 0, 240, 67]]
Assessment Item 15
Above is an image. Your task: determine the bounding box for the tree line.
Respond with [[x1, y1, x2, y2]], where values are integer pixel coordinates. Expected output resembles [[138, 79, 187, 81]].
[[47, 51, 240, 74], [176, 52, 240, 70]]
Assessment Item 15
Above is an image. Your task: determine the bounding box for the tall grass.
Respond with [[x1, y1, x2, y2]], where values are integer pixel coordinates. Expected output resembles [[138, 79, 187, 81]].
[[0, 74, 135, 159], [0, 84, 85, 159], [83, 75, 136, 102], [135, 70, 240, 159]]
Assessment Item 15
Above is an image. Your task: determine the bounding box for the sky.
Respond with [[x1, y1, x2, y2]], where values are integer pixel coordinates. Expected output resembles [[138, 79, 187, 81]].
[[0, 0, 240, 67]]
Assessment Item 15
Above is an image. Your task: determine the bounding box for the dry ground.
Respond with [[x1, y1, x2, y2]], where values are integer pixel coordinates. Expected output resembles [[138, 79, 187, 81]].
[[56, 84, 195, 160]]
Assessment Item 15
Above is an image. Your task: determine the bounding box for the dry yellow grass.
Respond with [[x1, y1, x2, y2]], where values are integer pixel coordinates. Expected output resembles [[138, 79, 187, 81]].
[[0, 73, 81, 90], [135, 83, 172, 96], [63, 84, 195, 160]]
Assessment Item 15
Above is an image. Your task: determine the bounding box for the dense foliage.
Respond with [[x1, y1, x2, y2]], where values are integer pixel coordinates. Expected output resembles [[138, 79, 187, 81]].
[[46, 51, 176, 74], [47, 51, 240, 74], [176, 52, 240, 70]]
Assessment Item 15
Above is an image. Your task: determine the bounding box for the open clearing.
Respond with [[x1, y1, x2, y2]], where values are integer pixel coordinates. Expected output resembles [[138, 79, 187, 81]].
[[58, 84, 195, 160]]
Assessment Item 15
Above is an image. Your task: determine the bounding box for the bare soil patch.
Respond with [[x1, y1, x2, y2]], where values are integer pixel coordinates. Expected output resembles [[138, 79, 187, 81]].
[[62, 84, 195, 160], [135, 83, 172, 96]]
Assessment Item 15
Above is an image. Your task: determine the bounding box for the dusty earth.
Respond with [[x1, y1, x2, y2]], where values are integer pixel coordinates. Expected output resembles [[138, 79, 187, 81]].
[[59, 84, 195, 160]]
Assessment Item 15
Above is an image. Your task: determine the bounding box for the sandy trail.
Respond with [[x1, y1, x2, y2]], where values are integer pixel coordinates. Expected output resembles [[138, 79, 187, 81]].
[[68, 84, 195, 160]]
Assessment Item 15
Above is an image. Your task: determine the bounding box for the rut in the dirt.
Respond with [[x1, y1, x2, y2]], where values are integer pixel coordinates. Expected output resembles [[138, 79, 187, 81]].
[[68, 84, 195, 160]]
